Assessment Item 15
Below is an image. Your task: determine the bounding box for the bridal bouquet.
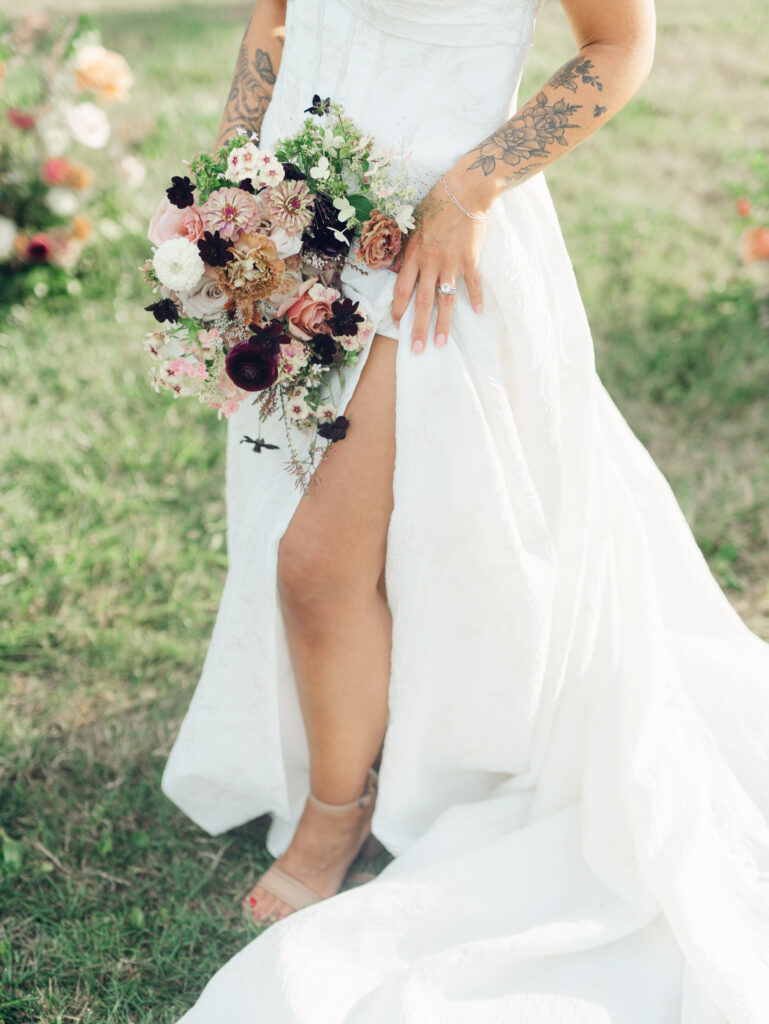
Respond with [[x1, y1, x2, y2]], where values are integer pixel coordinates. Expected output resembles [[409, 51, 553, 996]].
[[142, 95, 417, 490]]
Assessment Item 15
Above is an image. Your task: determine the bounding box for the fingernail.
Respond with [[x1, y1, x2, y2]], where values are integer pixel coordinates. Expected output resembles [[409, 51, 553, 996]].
[[435, 333, 446, 347], [474, 303, 483, 314], [412, 339, 424, 353]]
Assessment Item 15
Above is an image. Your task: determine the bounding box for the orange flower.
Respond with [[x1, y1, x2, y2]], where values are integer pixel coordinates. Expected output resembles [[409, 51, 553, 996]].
[[71, 215, 92, 241], [738, 226, 769, 264], [74, 44, 133, 104], [64, 164, 94, 191]]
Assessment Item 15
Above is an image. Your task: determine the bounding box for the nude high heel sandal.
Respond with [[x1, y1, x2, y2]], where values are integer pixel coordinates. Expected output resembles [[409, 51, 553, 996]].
[[243, 767, 381, 921]]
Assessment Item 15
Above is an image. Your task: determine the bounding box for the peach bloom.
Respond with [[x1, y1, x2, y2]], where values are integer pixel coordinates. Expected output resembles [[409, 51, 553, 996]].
[[64, 163, 94, 191], [359, 209, 402, 269], [276, 276, 340, 341], [71, 215, 92, 241], [74, 44, 133, 104], [148, 195, 203, 247], [738, 226, 769, 264]]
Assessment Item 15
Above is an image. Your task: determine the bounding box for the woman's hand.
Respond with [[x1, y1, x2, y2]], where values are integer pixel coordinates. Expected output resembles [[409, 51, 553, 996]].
[[390, 171, 489, 353]]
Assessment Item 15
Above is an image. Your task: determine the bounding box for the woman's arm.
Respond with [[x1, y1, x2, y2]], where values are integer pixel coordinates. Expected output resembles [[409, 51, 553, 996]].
[[214, 0, 287, 151], [390, 0, 656, 352]]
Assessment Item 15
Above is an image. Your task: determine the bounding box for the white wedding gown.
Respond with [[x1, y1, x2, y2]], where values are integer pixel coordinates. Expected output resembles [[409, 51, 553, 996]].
[[162, 0, 769, 1020]]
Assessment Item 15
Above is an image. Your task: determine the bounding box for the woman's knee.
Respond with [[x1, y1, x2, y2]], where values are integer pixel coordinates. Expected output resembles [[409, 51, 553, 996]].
[[277, 527, 378, 614]]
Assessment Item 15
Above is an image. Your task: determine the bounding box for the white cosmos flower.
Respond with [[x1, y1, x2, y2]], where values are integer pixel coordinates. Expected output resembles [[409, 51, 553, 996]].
[[152, 237, 205, 292], [0, 216, 17, 260], [65, 101, 110, 149], [46, 188, 80, 216], [395, 204, 416, 233], [309, 155, 330, 181], [333, 196, 355, 223]]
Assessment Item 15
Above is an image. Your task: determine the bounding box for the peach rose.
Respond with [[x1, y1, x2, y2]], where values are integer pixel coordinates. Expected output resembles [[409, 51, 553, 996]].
[[71, 215, 92, 241], [359, 209, 402, 269], [148, 196, 203, 247], [74, 45, 133, 104], [738, 226, 769, 264], [64, 163, 94, 191], [276, 276, 340, 340]]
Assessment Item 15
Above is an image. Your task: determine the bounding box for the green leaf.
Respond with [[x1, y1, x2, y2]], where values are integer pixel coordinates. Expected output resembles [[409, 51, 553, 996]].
[[1, 832, 23, 874], [128, 905, 146, 928], [348, 194, 374, 221]]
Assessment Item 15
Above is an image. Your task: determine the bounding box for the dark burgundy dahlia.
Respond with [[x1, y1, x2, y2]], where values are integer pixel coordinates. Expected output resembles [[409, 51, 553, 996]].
[[225, 342, 280, 392]]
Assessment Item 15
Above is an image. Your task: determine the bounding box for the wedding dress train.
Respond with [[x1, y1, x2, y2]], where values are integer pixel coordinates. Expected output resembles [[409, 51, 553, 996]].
[[161, 0, 769, 1019]]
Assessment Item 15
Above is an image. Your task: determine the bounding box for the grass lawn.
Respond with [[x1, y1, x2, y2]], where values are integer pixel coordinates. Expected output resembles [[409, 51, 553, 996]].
[[1, 1, 768, 1020]]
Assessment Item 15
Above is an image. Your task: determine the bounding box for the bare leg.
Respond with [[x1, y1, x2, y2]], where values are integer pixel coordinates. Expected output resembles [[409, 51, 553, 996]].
[[244, 333, 397, 923]]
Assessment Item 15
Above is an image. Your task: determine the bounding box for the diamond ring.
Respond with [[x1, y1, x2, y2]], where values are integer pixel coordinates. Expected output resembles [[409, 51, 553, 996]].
[[436, 283, 457, 296]]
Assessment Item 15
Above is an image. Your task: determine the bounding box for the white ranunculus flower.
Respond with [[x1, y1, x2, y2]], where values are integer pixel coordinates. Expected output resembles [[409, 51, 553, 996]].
[[269, 224, 303, 260], [0, 216, 17, 261], [45, 188, 80, 217], [176, 276, 229, 319], [152, 237, 205, 292], [65, 101, 110, 149]]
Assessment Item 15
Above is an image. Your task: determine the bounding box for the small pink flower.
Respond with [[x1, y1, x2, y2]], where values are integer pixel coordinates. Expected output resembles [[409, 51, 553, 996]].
[[197, 328, 221, 351], [735, 198, 752, 218], [8, 108, 35, 130], [200, 187, 261, 240], [148, 196, 203, 246], [42, 157, 73, 185]]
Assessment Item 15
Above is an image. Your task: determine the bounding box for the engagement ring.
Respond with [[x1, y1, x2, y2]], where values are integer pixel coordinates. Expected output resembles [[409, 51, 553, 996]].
[[436, 283, 457, 295]]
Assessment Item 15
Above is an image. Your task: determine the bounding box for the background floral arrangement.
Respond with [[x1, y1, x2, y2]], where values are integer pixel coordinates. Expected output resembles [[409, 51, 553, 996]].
[[142, 97, 418, 491], [0, 9, 139, 298], [735, 151, 769, 276]]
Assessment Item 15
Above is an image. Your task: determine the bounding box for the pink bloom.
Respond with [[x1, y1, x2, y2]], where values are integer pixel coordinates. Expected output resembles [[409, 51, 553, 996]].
[[199, 187, 261, 240], [197, 328, 221, 351], [24, 232, 55, 262], [148, 195, 203, 247], [166, 357, 208, 380], [262, 179, 314, 235], [8, 108, 35, 130], [736, 198, 752, 218], [42, 157, 73, 185], [276, 276, 341, 341]]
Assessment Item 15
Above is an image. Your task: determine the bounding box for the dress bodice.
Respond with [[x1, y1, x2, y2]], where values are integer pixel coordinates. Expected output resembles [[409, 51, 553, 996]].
[[259, 0, 545, 189]]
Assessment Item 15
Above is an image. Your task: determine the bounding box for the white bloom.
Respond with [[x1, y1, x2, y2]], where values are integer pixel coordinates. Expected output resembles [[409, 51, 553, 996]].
[[395, 204, 416, 233], [269, 224, 303, 260], [332, 196, 355, 223], [65, 101, 110, 149], [119, 154, 146, 187], [331, 228, 349, 244], [45, 188, 80, 217], [227, 142, 261, 180], [98, 218, 123, 240], [315, 403, 337, 422], [322, 128, 345, 155], [309, 155, 330, 181], [152, 237, 205, 292], [36, 111, 70, 156], [286, 396, 311, 420], [0, 216, 17, 260], [256, 153, 285, 186]]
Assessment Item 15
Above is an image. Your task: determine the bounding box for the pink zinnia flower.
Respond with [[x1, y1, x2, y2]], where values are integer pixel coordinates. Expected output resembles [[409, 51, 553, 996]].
[[199, 187, 261, 241], [24, 232, 54, 262], [262, 179, 315, 235], [42, 157, 73, 185]]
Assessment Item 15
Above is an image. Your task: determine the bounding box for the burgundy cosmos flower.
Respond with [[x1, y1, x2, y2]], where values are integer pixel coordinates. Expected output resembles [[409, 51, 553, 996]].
[[166, 175, 195, 209], [317, 415, 349, 442], [225, 341, 279, 392]]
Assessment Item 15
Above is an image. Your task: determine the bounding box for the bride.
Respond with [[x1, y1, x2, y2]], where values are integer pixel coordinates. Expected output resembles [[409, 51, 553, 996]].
[[162, 0, 769, 1020]]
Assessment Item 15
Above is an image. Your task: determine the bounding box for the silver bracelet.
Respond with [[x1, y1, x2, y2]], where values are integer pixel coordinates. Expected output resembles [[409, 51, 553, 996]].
[[440, 174, 487, 224]]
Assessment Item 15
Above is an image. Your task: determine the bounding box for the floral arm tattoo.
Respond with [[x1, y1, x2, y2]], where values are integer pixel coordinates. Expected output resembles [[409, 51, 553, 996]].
[[452, 40, 658, 205], [215, 8, 284, 149]]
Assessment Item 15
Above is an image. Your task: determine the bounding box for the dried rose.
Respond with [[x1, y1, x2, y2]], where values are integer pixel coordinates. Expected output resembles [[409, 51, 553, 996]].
[[359, 210, 402, 269]]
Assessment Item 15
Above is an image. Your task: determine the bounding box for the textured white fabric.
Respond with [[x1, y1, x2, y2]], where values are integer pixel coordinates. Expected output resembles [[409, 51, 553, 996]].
[[162, 0, 769, 1020]]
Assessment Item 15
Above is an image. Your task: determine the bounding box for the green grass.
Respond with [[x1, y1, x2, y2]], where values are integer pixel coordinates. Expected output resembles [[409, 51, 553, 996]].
[[1, 0, 768, 1020]]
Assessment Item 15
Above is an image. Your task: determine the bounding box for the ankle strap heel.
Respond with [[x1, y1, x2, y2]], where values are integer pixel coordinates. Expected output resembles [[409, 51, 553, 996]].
[[307, 767, 378, 814]]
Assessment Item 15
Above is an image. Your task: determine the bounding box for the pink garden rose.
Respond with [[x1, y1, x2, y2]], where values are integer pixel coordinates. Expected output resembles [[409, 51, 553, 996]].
[[148, 195, 203, 247], [359, 209, 402, 269], [276, 276, 341, 341]]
